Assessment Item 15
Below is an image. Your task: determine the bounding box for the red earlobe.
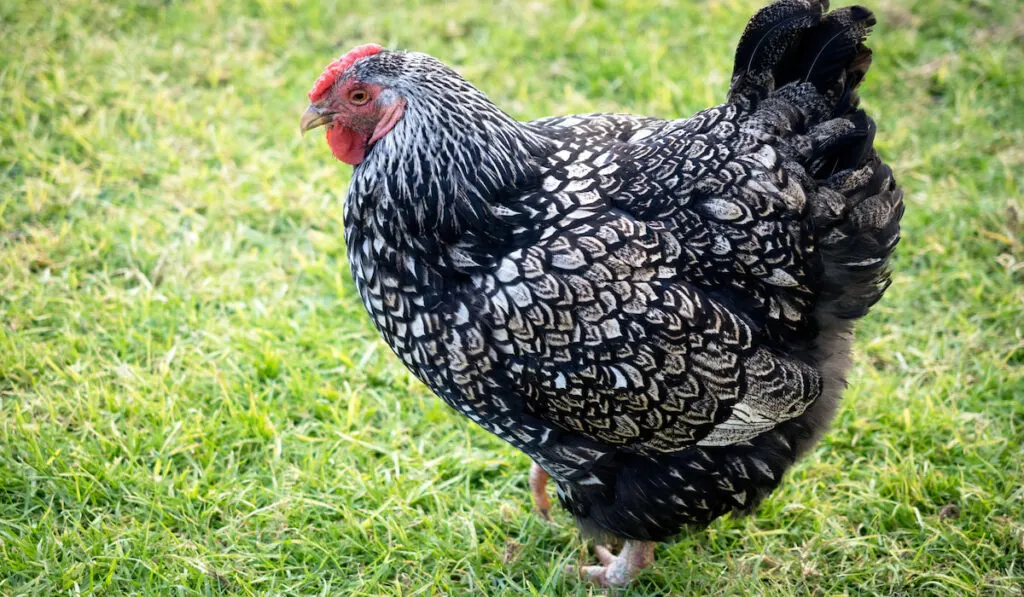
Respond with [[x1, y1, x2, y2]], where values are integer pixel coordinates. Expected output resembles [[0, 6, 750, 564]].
[[369, 98, 407, 145]]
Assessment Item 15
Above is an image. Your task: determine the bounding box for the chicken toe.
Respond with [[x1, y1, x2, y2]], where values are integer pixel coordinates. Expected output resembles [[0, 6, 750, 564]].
[[576, 540, 655, 587]]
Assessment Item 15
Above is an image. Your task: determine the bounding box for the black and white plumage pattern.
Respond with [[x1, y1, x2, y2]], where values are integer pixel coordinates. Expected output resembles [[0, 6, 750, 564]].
[[336, 0, 902, 542]]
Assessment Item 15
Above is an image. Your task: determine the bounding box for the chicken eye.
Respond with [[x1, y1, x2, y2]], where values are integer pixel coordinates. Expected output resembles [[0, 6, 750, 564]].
[[349, 89, 370, 105]]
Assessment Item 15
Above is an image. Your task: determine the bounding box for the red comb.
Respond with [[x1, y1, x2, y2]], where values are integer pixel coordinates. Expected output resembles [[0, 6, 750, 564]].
[[308, 43, 384, 102]]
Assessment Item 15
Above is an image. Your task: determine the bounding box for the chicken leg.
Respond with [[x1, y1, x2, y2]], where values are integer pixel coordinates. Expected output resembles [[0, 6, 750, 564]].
[[528, 461, 552, 520], [578, 540, 656, 587]]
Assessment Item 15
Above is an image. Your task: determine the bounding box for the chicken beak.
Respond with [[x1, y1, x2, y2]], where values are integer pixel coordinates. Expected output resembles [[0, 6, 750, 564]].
[[300, 105, 333, 136]]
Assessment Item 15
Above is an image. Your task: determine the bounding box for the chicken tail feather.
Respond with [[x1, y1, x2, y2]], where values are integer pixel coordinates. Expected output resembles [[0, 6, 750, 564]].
[[729, 0, 876, 117], [814, 154, 904, 321], [729, 1, 899, 322]]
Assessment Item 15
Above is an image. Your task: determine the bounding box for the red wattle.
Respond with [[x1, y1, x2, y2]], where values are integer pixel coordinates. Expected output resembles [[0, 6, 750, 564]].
[[326, 127, 368, 165]]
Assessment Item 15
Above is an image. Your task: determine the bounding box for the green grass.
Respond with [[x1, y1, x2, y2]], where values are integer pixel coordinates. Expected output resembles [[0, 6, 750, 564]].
[[1, 0, 1022, 594]]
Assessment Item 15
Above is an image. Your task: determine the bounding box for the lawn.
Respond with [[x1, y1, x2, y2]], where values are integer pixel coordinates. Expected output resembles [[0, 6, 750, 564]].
[[1, 0, 1022, 594]]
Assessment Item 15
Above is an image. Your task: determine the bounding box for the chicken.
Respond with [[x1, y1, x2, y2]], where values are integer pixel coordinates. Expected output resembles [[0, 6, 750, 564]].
[[300, 0, 903, 586]]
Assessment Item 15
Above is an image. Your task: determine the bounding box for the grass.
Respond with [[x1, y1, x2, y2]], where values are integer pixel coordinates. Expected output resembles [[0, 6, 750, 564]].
[[1, 0, 1022, 594]]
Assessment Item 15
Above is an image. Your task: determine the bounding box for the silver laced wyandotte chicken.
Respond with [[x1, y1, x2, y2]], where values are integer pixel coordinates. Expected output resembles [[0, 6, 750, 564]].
[[300, 0, 903, 587]]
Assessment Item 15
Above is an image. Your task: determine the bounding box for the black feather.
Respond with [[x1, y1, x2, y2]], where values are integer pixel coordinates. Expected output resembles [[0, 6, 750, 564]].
[[729, 0, 826, 102], [791, 7, 876, 110], [728, 1, 876, 118]]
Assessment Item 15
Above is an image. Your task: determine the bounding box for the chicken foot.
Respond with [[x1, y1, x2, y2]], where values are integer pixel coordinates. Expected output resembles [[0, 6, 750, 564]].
[[578, 540, 656, 587], [528, 461, 552, 521]]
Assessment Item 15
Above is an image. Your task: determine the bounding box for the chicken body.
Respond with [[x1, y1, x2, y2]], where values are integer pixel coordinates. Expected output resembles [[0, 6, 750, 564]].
[[305, 0, 903, 586]]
